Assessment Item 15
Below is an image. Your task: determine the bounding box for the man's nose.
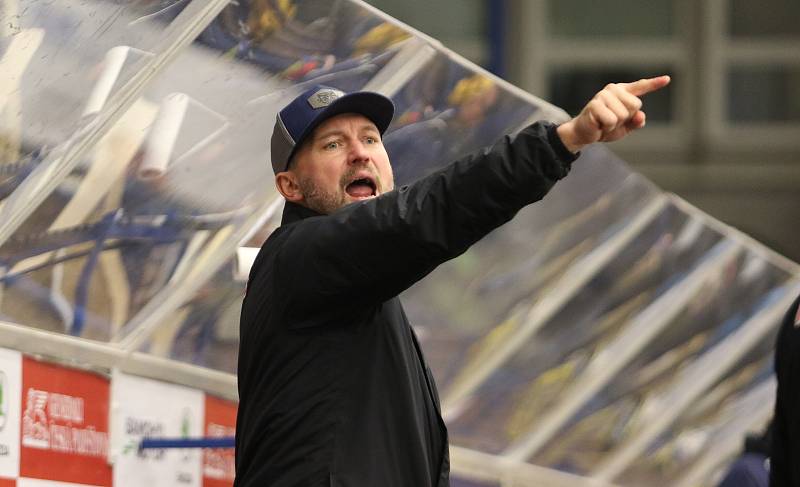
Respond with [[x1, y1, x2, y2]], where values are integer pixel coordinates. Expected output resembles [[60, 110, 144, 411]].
[[348, 140, 370, 164]]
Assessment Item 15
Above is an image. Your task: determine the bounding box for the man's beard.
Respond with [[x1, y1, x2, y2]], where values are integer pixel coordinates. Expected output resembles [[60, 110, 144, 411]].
[[296, 175, 347, 215], [296, 165, 389, 215]]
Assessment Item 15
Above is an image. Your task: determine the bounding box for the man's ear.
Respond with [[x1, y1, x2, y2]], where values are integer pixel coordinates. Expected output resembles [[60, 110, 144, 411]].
[[275, 171, 304, 203]]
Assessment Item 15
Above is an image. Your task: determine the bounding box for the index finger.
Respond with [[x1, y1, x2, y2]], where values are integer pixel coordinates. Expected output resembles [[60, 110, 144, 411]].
[[622, 75, 671, 97]]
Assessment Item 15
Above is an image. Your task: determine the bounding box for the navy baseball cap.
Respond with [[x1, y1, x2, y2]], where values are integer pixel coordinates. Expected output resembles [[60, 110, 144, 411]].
[[270, 86, 395, 174]]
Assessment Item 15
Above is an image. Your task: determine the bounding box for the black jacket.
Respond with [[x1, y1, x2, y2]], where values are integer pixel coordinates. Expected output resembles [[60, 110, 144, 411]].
[[771, 292, 800, 486], [234, 122, 576, 486]]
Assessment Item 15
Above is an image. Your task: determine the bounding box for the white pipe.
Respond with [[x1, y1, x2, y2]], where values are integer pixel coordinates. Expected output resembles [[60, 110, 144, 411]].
[[139, 92, 229, 179], [139, 92, 189, 180], [83, 46, 158, 117], [83, 46, 131, 117]]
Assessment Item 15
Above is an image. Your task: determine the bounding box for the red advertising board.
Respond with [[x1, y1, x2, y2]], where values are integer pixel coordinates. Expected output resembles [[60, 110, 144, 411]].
[[20, 357, 111, 485], [202, 396, 236, 487], [0, 478, 14, 486]]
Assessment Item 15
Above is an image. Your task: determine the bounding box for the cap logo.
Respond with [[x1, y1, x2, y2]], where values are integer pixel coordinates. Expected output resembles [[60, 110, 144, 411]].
[[307, 88, 344, 109]]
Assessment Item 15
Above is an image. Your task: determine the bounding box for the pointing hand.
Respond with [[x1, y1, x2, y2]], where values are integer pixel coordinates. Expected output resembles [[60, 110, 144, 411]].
[[556, 75, 671, 153]]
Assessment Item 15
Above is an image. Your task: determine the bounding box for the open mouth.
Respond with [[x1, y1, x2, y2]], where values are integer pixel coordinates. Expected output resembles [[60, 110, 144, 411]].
[[345, 176, 377, 198]]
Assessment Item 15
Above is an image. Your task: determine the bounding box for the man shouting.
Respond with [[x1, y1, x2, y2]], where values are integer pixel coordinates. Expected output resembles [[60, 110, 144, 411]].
[[235, 75, 671, 486]]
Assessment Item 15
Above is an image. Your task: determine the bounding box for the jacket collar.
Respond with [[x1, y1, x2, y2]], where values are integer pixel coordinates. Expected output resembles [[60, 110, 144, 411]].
[[281, 201, 323, 225]]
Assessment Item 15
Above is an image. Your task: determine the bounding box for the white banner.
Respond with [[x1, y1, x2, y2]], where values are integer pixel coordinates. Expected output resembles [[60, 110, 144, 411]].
[[0, 348, 21, 479], [110, 371, 204, 487]]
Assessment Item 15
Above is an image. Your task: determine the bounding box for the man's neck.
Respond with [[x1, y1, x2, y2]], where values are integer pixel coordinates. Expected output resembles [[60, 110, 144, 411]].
[[280, 201, 323, 225]]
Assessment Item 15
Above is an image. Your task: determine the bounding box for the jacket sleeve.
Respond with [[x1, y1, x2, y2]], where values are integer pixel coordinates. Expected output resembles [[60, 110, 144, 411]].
[[277, 121, 577, 320]]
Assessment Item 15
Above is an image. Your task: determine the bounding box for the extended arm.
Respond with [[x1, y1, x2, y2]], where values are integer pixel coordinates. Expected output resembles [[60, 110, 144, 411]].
[[278, 122, 574, 312], [275, 75, 671, 316]]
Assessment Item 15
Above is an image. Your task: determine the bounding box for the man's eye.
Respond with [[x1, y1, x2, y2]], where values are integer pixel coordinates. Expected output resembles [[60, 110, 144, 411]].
[[324, 141, 339, 150], [365, 136, 377, 144]]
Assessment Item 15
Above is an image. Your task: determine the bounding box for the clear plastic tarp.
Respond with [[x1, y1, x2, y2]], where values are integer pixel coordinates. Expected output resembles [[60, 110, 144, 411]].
[[1, 0, 798, 486]]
